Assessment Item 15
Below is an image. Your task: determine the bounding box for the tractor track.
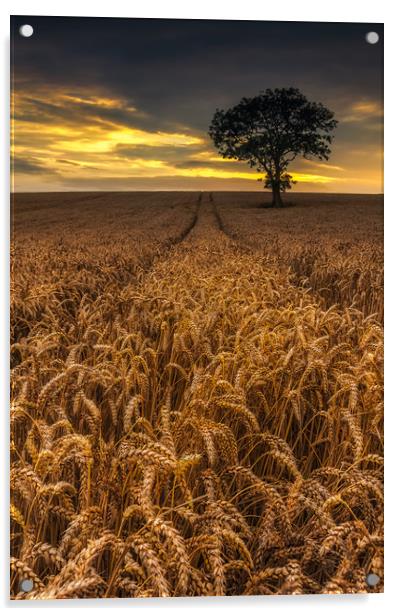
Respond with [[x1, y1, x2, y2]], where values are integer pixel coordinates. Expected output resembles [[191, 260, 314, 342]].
[[137, 191, 239, 277], [136, 193, 202, 274], [209, 192, 225, 233], [208, 192, 250, 250], [169, 192, 202, 245], [182, 192, 235, 244]]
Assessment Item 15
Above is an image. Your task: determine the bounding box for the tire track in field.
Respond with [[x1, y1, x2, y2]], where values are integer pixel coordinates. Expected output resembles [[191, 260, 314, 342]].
[[168, 192, 202, 245], [138, 191, 232, 277], [208, 192, 250, 251], [137, 193, 202, 273], [180, 192, 235, 246], [209, 192, 225, 233], [207, 193, 349, 313]]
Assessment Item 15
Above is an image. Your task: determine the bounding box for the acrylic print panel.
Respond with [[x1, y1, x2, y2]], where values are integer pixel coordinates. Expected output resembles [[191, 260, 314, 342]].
[[10, 16, 383, 600]]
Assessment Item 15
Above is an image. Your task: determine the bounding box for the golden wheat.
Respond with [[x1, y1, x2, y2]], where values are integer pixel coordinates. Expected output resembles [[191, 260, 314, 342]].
[[10, 191, 383, 599]]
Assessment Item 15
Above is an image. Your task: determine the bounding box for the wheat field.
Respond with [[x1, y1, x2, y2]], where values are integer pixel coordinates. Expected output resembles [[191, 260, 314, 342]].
[[10, 191, 383, 599]]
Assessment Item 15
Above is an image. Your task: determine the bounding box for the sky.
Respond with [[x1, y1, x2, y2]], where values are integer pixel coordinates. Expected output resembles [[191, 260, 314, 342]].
[[11, 17, 383, 193]]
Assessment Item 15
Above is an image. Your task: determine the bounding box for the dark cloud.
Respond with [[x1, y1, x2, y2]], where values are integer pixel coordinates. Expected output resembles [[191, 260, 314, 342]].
[[56, 158, 81, 167], [113, 144, 204, 160], [12, 156, 52, 175], [55, 159, 100, 170], [174, 159, 242, 170], [11, 17, 383, 134], [15, 94, 186, 135]]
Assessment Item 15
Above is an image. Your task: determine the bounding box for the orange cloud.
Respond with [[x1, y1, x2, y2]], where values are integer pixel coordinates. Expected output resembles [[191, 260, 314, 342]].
[[11, 87, 383, 193], [341, 99, 383, 123]]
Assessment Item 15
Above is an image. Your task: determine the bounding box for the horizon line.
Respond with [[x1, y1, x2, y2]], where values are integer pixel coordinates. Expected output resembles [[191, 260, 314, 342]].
[[10, 190, 384, 195]]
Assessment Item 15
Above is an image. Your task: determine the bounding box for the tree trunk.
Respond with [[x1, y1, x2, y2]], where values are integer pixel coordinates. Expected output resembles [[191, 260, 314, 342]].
[[271, 181, 283, 208]]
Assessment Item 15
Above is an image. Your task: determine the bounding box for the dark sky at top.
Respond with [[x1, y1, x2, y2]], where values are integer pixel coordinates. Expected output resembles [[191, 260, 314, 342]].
[[11, 17, 384, 192]]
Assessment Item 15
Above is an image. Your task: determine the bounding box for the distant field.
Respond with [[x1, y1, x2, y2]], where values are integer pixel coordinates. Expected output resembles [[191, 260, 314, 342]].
[[10, 192, 383, 598]]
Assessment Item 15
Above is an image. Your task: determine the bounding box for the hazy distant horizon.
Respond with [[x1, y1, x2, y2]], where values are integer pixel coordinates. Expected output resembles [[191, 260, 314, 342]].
[[10, 189, 384, 195]]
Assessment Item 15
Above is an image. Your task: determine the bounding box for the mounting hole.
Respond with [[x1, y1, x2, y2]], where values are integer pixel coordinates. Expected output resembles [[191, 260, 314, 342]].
[[366, 572, 380, 586], [366, 31, 379, 45], [19, 24, 34, 38], [20, 578, 34, 592]]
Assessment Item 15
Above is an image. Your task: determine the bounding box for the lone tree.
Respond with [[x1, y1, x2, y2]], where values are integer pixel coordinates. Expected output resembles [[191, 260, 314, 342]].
[[209, 88, 337, 207]]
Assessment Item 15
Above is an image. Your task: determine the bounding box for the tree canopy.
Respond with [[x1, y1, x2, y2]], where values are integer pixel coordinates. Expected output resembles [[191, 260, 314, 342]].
[[209, 88, 338, 207]]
